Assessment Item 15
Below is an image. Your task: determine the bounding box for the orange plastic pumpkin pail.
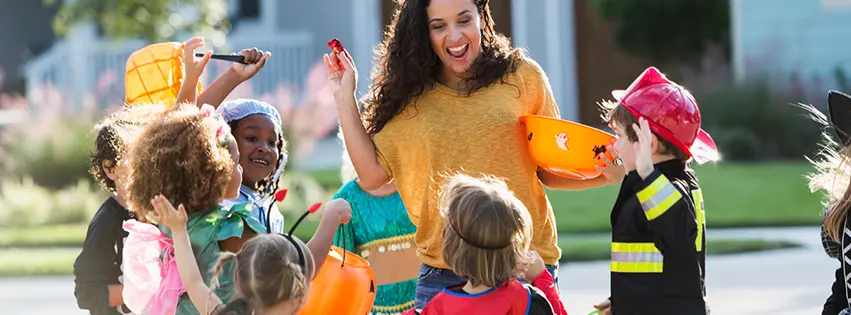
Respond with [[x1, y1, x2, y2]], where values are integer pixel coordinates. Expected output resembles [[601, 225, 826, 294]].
[[299, 246, 376, 315], [125, 42, 202, 107], [520, 115, 616, 180]]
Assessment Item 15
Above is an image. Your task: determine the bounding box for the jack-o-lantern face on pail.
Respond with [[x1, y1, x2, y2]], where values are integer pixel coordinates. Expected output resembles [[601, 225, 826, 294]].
[[298, 246, 377, 315]]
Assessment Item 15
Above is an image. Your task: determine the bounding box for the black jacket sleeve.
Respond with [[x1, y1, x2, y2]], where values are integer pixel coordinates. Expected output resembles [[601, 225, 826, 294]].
[[73, 208, 121, 314], [824, 264, 848, 315], [633, 170, 697, 255], [527, 285, 556, 315]]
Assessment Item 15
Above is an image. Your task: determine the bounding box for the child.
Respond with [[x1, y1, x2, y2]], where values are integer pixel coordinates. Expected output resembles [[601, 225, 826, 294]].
[[407, 174, 567, 315], [74, 104, 166, 315], [150, 193, 327, 315], [805, 90, 851, 314], [332, 126, 418, 314], [179, 39, 351, 270], [592, 67, 719, 315], [125, 104, 265, 315]]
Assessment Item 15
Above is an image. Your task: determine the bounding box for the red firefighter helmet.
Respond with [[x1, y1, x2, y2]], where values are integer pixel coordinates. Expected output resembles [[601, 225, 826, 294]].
[[611, 67, 719, 164]]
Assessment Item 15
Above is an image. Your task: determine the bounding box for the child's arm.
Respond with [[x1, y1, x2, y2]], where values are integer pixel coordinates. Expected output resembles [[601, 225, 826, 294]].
[[306, 199, 352, 277], [151, 195, 224, 313], [524, 252, 567, 315], [196, 48, 271, 108], [176, 36, 212, 107], [73, 209, 125, 313]]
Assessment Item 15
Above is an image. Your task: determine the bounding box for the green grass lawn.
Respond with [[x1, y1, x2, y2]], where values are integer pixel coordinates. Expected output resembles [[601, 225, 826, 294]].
[[549, 162, 822, 233], [0, 162, 821, 249], [314, 162, 823, 233], [0, 238, 799, 277]]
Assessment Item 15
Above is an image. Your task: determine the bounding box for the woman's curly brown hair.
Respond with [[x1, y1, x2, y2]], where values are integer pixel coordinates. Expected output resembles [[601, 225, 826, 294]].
[[363, 0, 525, 135], [89, 103, 167, 193], [126, 104, 235, 216]]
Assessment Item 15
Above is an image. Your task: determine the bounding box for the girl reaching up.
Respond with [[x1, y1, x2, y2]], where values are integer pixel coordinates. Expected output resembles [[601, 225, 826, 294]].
[[125, 104, 266, 315], [151, 194, 320, 315]]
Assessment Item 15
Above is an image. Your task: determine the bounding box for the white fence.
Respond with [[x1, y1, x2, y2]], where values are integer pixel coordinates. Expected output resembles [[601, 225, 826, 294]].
[[23, 26, 314, 111]]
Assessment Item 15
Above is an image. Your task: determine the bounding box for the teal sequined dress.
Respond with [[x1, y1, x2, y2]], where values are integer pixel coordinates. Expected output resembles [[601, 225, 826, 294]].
[[332, 180, 418, 315], [160, 202, 266, 315]]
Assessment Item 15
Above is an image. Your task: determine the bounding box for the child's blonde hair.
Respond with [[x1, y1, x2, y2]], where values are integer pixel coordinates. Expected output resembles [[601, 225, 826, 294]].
[[439, 174, 533, 288], [210, 234, 316, 315]]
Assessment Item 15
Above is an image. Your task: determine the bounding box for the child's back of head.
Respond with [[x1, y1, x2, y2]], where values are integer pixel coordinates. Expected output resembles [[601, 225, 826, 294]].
[[89, 103, 167, 195], [211, 233, 316, 315], [126, 103, 239, 218], [439, 174, 533, 288]]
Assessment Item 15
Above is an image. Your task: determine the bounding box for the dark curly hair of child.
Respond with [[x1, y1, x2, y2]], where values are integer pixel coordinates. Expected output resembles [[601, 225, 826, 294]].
[[89, 104, 167, 193], [209, 234, 316, 315], [126, 104, 235, 217]]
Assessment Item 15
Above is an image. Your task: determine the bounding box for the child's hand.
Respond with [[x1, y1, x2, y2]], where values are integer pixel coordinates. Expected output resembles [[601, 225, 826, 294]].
[[594, 145, 625, 184], [150, 194, 188, 232], [323, 50, 358, 100], [593, 298, 612, 315], [322, 198, 352, 225], [523, 251, 547, 280], [632, 117, 656, 179], [183, 36, 212, 82], [228, 48, 271, 82]]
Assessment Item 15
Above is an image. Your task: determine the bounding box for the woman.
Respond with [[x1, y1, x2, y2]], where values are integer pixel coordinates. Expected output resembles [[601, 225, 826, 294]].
[[324, 0, 623, 310]]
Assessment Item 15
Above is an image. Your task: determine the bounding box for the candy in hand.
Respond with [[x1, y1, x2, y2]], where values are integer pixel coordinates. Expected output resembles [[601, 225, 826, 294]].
[[327, 38, 345, 67]]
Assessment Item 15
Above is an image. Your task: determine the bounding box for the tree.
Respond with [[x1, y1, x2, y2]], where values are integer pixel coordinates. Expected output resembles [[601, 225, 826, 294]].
[[592, 0, 730, 67], [46, 0, 230, 43]]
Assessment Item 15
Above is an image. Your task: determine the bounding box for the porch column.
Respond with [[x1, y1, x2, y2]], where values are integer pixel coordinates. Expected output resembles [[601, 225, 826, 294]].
[[511, 0, 579, 122], [351, 0, 382, 98]]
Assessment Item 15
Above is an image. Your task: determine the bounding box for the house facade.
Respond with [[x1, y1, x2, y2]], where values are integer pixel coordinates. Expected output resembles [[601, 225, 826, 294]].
[[731, 0, 851, 92]]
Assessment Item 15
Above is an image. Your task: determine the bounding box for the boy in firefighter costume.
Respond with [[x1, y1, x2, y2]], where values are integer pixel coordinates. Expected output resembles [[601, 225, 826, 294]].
[[593, 67, 720, 315], [808, 90, 851, 315]]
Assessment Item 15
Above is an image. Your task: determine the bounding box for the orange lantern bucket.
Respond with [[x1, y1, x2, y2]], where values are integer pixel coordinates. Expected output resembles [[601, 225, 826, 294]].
[[520, 115, 616, 180], [299, 245, 377, 315], [125, 42, 202, 107]]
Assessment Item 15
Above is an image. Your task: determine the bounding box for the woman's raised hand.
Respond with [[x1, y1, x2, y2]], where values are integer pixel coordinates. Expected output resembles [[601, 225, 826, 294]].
[[324, 50, 358, 101]]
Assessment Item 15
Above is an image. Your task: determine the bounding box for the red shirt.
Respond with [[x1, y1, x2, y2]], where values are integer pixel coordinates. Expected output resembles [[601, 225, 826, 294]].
[[403, 270, 567, 315]]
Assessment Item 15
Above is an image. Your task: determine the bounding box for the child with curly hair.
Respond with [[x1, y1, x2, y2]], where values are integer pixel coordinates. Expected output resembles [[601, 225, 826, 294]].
[[125, 103, 265, 315], [176, 41, 352, 271], [405, 174, 567, 315], [74, 104, 167, 315], [150, 192, 345, 315]]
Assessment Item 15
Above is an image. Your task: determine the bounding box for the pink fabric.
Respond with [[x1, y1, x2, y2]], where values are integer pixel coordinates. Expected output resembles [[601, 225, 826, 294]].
[[122, 220, 186, 315]]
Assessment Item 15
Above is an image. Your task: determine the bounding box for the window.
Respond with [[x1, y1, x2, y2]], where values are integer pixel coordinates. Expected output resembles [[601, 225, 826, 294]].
[[238, 0, 260, 19]]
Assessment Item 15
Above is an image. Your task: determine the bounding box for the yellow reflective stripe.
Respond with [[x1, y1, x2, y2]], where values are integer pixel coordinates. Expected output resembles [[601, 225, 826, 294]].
[[611, 261, 664, 273], [611, 242, 660, 253], [692, 189, 706, 252], [637, 175, 682, 221], [611, 242, 664, 272]]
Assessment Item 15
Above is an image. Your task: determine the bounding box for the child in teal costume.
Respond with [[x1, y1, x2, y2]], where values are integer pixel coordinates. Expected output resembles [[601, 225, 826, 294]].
[[333, 128, 418, 314]]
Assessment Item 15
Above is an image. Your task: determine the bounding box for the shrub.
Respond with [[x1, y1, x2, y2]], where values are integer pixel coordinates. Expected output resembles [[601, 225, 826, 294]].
[[4, 117, 96, 189], [696, 81, 822, 161], [0, 177, 107, 227]]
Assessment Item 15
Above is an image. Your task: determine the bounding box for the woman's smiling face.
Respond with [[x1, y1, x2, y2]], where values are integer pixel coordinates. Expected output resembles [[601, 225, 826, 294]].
[[427, 0, 483, 81]]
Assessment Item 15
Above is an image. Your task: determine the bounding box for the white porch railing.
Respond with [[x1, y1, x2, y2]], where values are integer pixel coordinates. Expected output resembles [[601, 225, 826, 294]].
[[23, 27, 314, 111]]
